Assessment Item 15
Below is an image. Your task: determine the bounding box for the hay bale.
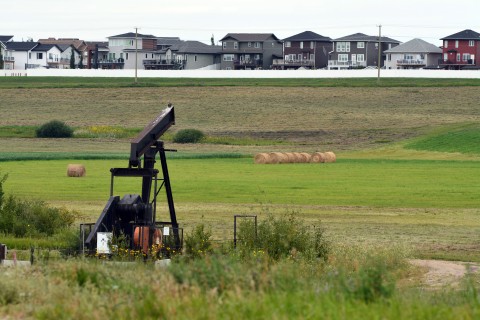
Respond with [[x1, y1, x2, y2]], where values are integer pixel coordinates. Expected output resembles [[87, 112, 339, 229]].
[[292, 152, 303, 163], [67, 164, 86, 177], [300, 152, 312, 163], [324, 151, 337, 163], [269, 152, 288, 164], [285, 152, 296, 163], [311, 152, 326, 163], [254, 153, 271, 164]]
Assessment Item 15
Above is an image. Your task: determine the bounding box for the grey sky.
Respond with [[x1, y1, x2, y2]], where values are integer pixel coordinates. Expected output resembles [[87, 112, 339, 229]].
[[3, 0, 479, 46]]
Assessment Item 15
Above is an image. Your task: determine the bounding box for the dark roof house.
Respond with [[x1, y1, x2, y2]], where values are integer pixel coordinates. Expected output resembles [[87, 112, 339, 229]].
[[279, 31, 332, 69]]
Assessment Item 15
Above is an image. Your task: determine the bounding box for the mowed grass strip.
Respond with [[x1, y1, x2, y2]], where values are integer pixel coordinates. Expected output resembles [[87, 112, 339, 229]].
[[1, 158, 479, 208], [2, 77, 480, 88]]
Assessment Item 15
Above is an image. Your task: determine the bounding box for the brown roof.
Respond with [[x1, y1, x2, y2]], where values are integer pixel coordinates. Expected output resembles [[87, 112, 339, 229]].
[[38, 38, 88, 51], [220, 33, 279, 42]]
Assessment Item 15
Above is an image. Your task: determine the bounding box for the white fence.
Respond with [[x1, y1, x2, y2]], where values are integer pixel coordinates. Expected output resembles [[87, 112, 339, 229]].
[[2, 69, 480, 79]]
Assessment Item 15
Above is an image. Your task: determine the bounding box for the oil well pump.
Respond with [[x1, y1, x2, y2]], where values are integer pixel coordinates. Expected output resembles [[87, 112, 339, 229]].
[[81, 105, 182, 255]]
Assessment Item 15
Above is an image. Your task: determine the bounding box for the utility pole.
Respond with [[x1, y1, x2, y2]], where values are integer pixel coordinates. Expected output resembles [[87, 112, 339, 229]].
[[134, 27, 139, 84], [377, 24, 382, 82]]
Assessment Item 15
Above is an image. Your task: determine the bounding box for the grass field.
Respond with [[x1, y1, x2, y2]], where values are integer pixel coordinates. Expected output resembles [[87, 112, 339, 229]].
[[1, 77, 480, 318]]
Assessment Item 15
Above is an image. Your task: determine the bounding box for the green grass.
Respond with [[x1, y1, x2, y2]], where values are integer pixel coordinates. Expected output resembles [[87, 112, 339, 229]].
[[2, 77, 480, 88], [1, 158, 479, 208], [0, 126, 37, 138], [405, 123, 480, 154]]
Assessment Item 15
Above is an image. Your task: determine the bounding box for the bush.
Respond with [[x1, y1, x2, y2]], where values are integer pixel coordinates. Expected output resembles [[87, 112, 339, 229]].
[[36, 120, 73, 138], [184, 224, 213, 259], [0, 195, 79, 237], [237, 211, 330, 261], [172, 129, 205, 143]]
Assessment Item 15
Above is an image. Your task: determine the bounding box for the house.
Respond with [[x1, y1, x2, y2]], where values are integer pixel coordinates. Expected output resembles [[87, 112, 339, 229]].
[[219, 33, 283, 70], [144, 41, 221, 70], [31, 44, 63, 69], [384, 38, 442, 69], [0, 36, 14, 69], [38, 38, 88, 67], [57, 45, 82, 69], [105, 32, 158, 69], [3, 41, 38, 70], [274, 31, 332, 69], [440, 29, 480, 69], [85, 41, 109, 69], [328, 33, 400, 69]]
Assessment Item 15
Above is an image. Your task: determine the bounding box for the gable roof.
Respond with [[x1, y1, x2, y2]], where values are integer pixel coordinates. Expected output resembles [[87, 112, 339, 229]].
[[440, 29, 480, 40], [334, 33, 400, 43], [283, 31, 331, 42], [57, 44, 80, 53], [32, 44, 62, 52], [0, 35, 14, 43], [169, 41, 221, 54], [38, 38, 87, 51], [5, 41, 38, 51], [220, 33, 279, 42], [384, 38, 441, 54], [109, 32, 157, 39]]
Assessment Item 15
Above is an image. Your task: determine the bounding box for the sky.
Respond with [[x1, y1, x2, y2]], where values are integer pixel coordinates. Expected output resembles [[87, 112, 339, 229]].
[[3, 0, 480, 46]]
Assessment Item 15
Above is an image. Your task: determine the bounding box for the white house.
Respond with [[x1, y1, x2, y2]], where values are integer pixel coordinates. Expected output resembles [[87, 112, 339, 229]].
[[104, 32, 158, 69], [30, 44, 63, 69], [384, 38, 442, 69], [58, 45, 82, 69], [4, 42, 38, 70]]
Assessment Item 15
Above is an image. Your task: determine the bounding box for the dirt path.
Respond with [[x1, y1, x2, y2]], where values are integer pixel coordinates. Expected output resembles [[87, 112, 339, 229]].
[[410, 259, 480, 287]]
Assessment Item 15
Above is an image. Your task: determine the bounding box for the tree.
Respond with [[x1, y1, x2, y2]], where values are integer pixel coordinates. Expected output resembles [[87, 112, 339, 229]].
[[78, 54, 84, 69], [211, 34, 215, 46], [70, 49, 75, 69]]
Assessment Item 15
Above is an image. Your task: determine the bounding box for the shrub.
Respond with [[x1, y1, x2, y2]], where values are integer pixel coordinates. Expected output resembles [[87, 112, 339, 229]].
[[0, 195, 79, 237], [172, 129, 205, 143], [237, 211, 330, 261], [36, 120, 73, 138], [184, 224, 213, 259], [0, 171, 7, 207]]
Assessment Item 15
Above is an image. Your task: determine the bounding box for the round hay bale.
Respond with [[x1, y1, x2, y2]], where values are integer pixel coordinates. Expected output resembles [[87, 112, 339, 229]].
[[300, 152, 312, 163], [324, 151, 337, 163], [311, 152, 326, 163], [269, 152, 288, 164], [292, 152, 303, 163], [67, 164, 86, 177], [285, 152, 296, 163], [254, 153, 271, 164]]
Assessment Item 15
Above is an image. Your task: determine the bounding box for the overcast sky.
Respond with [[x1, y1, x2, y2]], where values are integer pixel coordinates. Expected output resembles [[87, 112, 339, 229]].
[[3, 0, 479, 46]]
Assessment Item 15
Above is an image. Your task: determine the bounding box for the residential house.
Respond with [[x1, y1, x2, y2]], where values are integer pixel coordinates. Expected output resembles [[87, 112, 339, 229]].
[[31, 44, 63, 69], [0, 35, 14, 69], [440, 29, 480, 69], [274, 31, 332, 69], [105, 32, 158, 69], [144, 41, 221, 70], [220, 33, 283, 70], [3, 41, 38, 70], [85, 41, 109, 69], [328, 33, 400, 69], [57, 45, 82, 69], [384, 38, 442, 69], [38, 38, 88, 67]]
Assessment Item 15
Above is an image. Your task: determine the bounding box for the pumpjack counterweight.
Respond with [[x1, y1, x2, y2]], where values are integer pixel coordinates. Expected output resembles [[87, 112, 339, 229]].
[[81, 105, 182, 255]]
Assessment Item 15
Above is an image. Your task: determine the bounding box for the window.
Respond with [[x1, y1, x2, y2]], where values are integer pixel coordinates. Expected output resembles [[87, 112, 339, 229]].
[[285, 41, 291, 48], [223, 54, 234, 61], [36, 53, 43, 59], [463, 53, 471, 61], [310, 41, 314, 49], [404, 54, 414, 60], [310, 54, 314, 61], [234, 42, 238, 49], [145, 54, 147, 58], [387, 54, 391, 62], [357, 42, 365, 48], [338, 54, 348, 62], [126, 53, 129, 60], [248, 42, 252, 47], [443, 53, 448, 61], [455, 40, 459, 48], [456, 53, 461, 61], [29, 52, 32, 59], [222, 42, 226, 49], [49, 53, 53, 60], [444, 40, 448, 48], [254, 42, 261, 48], [255, 54, 260, 60], [469, 40, 475, 47], [300, 41, 303, 49], [357, 54, 365, 62], [336, 42, 350, 52], [120, 53, 124, 59], [194, 55, 198, 62]]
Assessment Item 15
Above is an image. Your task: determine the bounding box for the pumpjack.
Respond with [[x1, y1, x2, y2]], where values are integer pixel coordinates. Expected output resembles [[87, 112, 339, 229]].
[[80, 105, 182, 255]]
